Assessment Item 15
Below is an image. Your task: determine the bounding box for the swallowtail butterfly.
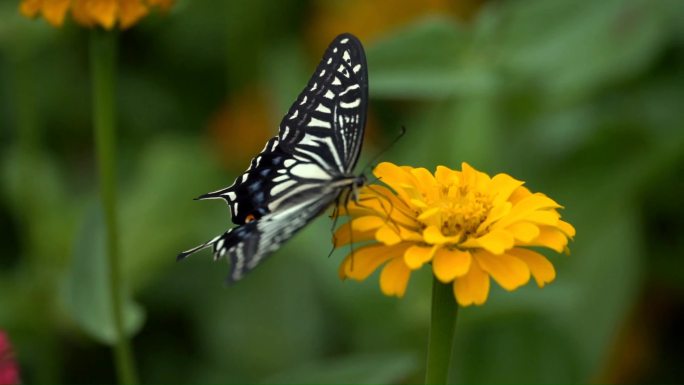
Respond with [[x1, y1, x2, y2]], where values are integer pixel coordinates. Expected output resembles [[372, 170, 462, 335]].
[[178, 33, 368, 282]]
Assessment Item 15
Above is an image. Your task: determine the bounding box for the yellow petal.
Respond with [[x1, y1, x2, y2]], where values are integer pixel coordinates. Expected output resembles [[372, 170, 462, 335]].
[[354, 184, 419, 228], [409, 198, 428, 208], [507, 248, 555, 287], [410, 167, 437, 188], [477, 201, 511, 233], [338, 198, 381, 219], [527, 226, 569, 253], [379, 257, 411, 297], [410, 167, 438, 200], [119, 0, 148, 29], [557, 220, 576, 237], [398, 226, 424, 242], [19, 0, 42, 18], [508, 185, 532, 204], [373, 162, 413, 201], [403, 245, 438, 269], [344, 185, 418, 226], [464, 229, 514, 255], [460, 162, 478, 189], [454, 259, 489, 306], [516, 193, 562, 212], [71, 0, 95, 26], [508, 222, 540, 242], [435, 165, 459, 186], [333, 222, 374, 248], [87, 0, 118, 29], [398, 183, 425, 207], [341, 243, 410, 280], [474, 250, 530, 291], [42, 0, 70, 26], [490, 173, 525, 205], [524, 210, 560, 226], [350, 216, 385, 232], [495, 193, 562, 229], [433, 248, 471, 282], [417, 207, 440, 222], [376, 225, 401, 245], [423, 225, 459, 245], [360, 184, 411, 210], [461, 162, 491, 191]]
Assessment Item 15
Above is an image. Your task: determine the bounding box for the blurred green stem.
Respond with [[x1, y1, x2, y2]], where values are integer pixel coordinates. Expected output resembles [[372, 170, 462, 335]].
[[90, 30, 139, 385], [425, 278, 458, 384], [14, 49, 61, 384]]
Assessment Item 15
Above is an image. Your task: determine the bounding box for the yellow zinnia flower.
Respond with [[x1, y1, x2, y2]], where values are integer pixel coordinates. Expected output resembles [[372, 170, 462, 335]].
[[19, 0, 172, 29], [335, 162, 576, 306]]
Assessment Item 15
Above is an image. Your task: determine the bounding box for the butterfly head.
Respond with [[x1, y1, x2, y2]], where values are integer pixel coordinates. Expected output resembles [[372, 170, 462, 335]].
[[354, 174, 367, 189]]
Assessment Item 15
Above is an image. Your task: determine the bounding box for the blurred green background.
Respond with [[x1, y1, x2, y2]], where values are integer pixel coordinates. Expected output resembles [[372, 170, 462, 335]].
[[1, 0, 684, 383]]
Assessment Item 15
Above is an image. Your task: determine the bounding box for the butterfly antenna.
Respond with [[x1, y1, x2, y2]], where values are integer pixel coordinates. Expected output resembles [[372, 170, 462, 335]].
[[361, 125, 407, 175]]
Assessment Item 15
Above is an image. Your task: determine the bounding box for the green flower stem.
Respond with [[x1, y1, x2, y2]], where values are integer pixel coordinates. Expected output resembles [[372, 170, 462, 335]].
[[425, 277, 459, 385], [90, 29, 139, 385]]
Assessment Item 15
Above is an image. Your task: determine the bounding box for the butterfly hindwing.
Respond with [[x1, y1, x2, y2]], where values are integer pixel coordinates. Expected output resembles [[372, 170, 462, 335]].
[[179, 190, 339, 282], [196, 34, 368, 221], [227, 191, 339, 281]]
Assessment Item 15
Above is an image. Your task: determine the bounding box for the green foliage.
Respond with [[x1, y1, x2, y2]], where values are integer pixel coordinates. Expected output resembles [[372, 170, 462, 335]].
[[1, 0, 683, 383], [62, 204, 145, 345], [262, 352, 420, 384]]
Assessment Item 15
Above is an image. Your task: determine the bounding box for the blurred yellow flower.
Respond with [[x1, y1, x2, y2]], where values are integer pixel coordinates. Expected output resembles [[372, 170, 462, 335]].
[[307, 0, 484, 52], [19, 0, 172, 29], [208, 87, 273, 171], [335, 162, 576, 306]]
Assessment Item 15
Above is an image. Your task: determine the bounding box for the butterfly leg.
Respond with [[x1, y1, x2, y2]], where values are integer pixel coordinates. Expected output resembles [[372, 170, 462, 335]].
[[365, 185, 397, 225], [355, 185, 402, 235], [327, 192, 345, 258], [342, 186, 357, 271]]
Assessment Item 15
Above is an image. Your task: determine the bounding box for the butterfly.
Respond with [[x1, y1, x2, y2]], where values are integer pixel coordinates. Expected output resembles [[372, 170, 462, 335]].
[[177, 33, 368, 282]]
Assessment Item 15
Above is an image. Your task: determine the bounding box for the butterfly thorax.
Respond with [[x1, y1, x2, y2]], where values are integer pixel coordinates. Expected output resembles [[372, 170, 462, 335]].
[[333, 173, 365, 186]]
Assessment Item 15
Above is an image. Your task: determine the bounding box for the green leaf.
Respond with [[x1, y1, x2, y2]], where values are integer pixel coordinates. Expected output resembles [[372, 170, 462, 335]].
[[453, 311, 581, 383], [119, 137, 225, 288], [494, 0, 671, 101], [61, 203, 144, 345], [261, 352, 420, 384], [368, 16, 499, 99]]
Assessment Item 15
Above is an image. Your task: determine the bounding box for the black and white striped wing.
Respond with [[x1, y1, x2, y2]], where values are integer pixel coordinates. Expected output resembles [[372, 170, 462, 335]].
[[278, 33, 368, 174], [178, 190, 339, 282], [195, 33, 368, 221], [178, 33, 368, 281]]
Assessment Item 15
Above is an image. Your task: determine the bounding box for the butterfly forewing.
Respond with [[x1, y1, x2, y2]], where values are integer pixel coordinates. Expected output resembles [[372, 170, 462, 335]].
[[197, 34, 367, 221], [195, 137, 289, 224], [278, 34, 368, 173], [179, 34, 368, 281]]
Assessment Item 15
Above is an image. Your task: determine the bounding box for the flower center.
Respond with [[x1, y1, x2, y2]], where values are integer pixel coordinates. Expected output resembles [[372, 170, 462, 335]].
[[439, 186, 492, 238]]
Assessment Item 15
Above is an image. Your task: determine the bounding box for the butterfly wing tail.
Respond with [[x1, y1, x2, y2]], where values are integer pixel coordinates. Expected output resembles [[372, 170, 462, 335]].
[[176, 230, 234, 262], [194, 187, 232, 202], [177, 227, 256, 284]]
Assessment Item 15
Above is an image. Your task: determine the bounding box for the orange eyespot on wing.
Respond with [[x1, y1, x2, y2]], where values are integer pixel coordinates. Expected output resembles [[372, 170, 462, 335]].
[[245, 214, 256, 223]]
